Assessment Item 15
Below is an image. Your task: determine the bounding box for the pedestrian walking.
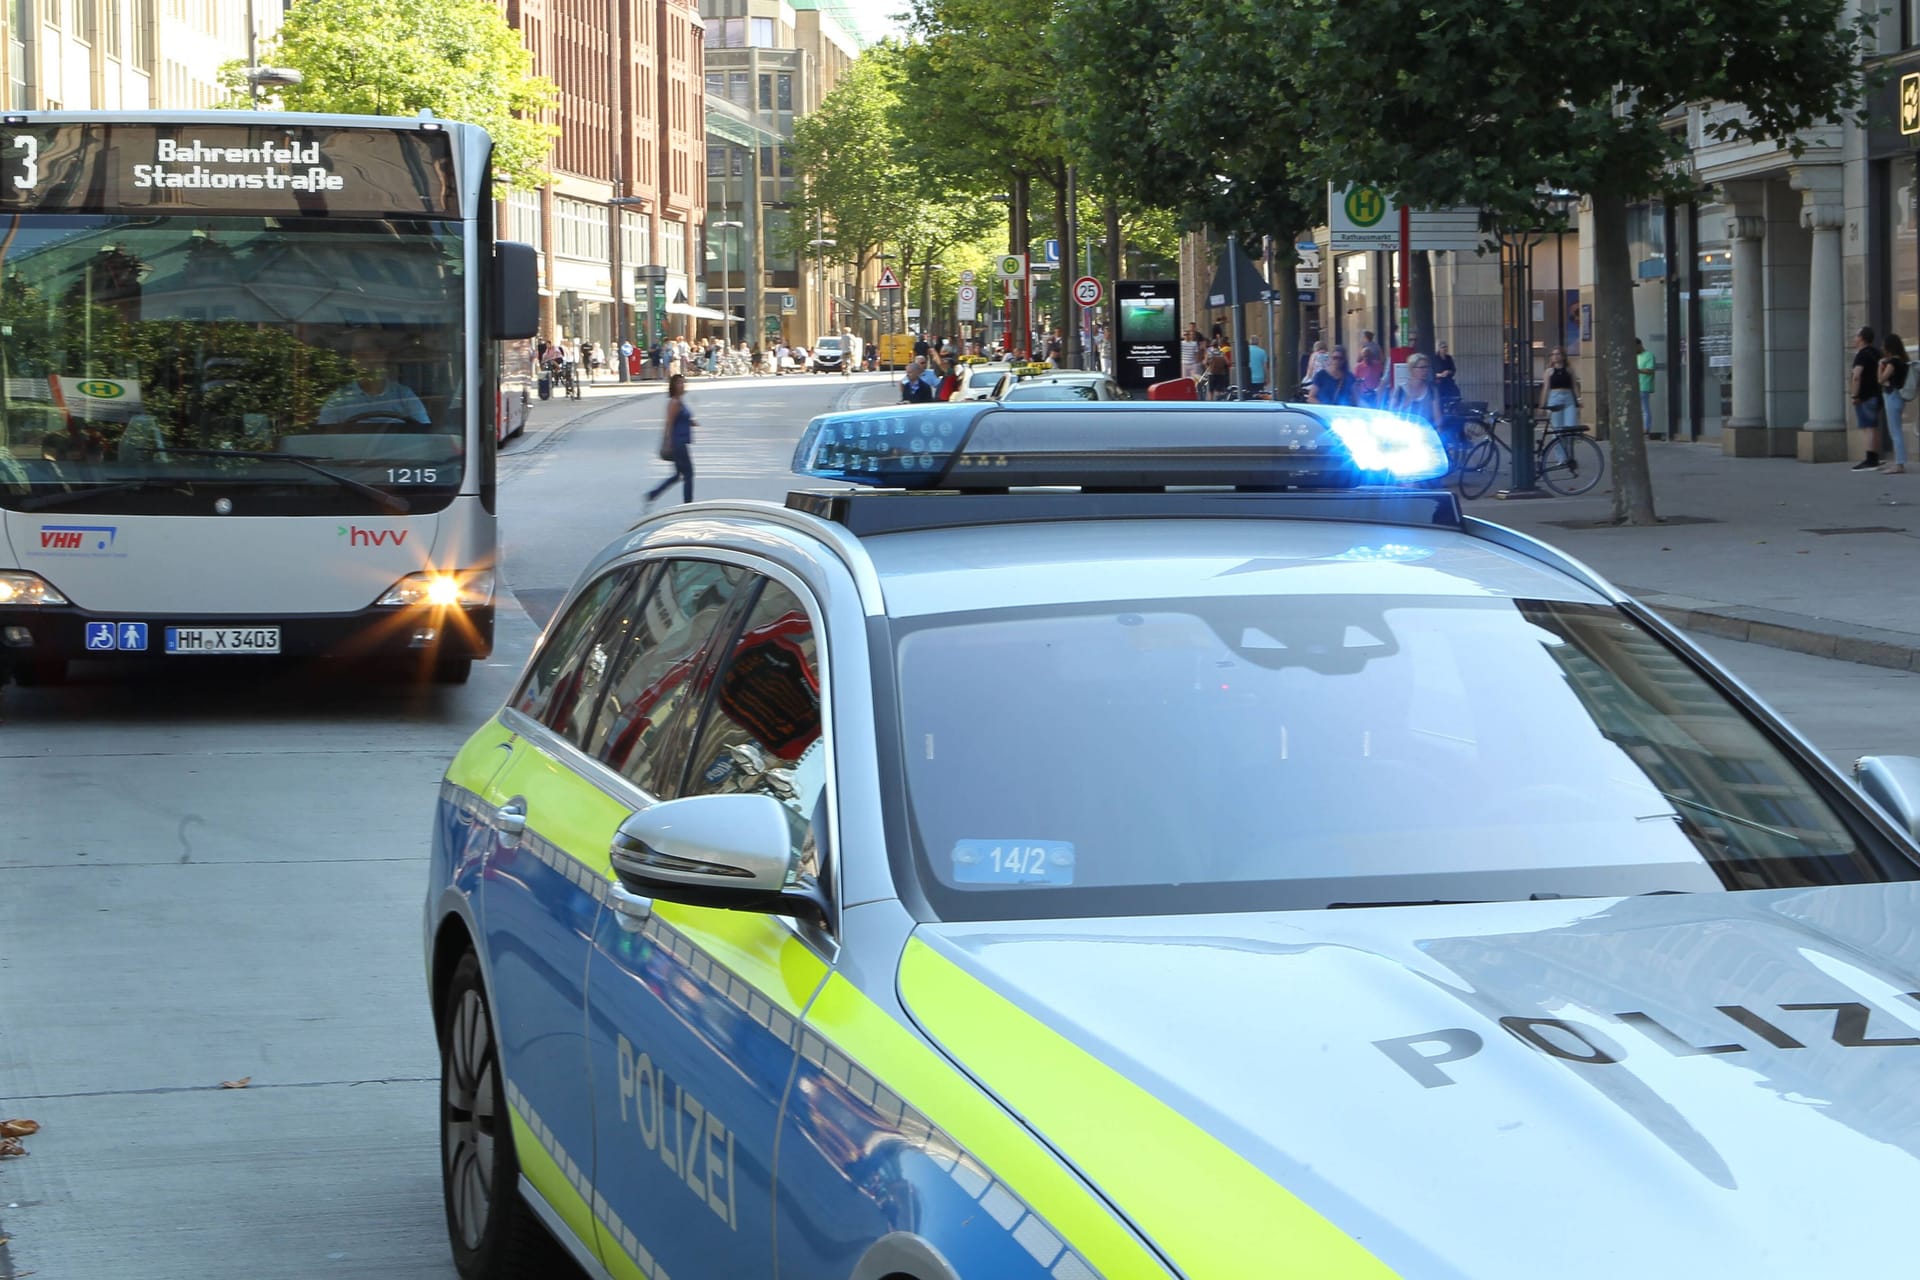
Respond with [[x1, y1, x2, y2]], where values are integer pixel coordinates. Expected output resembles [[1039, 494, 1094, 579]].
[[1246, 339, 1270, 397], [1388, 353, 1443, 428], [1880, 333, 1912, 475], [1433, 341, 1458, 401], [1539, 347, 1581, 428], [1309, 346, 1360, 406], [1853, 327, 1885, 471], [1357, 330, 1385, 404], [1181, 325, 1203, 380], [1636, 338, 1657, 435], [645, 374, 695, 509], [1203, 341, 1231, 399], [1304, 338, 1330, 381], [899, 356, 935, 403]]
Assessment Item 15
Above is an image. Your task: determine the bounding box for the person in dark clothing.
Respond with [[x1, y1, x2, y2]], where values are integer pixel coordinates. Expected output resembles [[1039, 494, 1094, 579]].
[[1308, 346, 1360, 406], [1853, 326, 1886, 471], [645, 373, 695, 508]]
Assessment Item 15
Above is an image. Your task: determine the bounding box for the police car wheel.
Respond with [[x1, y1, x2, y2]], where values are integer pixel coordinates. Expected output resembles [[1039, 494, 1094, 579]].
[[440, 952, 563, 1278]]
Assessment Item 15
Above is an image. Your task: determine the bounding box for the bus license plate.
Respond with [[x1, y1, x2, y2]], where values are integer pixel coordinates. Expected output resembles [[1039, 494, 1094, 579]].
[[165, 627, 281, 654]]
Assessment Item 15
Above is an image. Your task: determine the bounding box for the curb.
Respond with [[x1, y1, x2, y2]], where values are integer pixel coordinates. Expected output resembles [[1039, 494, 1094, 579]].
[[1632, 588, 1920, 672]]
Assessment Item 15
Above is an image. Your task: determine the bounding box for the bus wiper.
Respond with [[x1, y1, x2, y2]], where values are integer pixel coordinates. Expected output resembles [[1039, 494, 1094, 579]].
[[165, 447, 410, 515], [18, 477, 180, 511]]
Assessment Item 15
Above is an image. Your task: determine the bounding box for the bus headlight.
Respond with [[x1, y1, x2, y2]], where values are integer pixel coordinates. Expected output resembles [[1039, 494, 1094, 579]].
[[0, 571, 69, 606], [377, 569, 494, 609]]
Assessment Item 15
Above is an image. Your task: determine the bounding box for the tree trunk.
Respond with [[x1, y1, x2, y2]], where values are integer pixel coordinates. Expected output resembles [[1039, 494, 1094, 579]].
[[1275, 251, 1301, 392], [1104, 192, 1121, 371], [1411, 251, 1435, 355], [1591, 189, 1657, 525], [1064, 163, 1081, 369], [1049, 165, 1070, 363]]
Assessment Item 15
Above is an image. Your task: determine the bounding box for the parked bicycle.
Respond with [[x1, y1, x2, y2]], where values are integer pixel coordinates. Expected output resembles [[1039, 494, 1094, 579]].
[[1448, 404, 1604, 498]]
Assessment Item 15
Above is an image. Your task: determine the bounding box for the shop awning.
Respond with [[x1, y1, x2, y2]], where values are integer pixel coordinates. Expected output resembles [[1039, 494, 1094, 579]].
[[666, 301, 732, 322]]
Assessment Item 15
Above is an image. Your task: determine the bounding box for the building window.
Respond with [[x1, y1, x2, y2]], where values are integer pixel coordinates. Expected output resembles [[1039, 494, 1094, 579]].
[[664, 220, 687, 275], [708, 144, 726, 176], [132, 0, 151, 68], [758, 73, 771, 112], [509, 189, 543, 254], [728, 70, 749, 109], [759, 147, 773, 178], [705, 71, 723, 98], [750, 16, 774, 46], [720, 17, 744, 46], [776, 72, 792, 113]]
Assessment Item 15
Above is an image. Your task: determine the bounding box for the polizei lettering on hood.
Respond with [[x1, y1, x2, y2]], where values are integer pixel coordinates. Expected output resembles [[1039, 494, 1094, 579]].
[[131, 138, 344, 193]]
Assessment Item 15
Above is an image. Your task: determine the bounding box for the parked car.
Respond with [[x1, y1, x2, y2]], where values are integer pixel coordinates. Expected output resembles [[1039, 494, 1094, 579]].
[[998, 371, 1124, 401], [424, 400, 1920, 1280], [950, 362, 1014, 402]]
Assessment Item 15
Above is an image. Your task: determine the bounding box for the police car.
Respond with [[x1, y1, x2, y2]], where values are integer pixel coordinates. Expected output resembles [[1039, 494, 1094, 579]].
[[425, 400, 1920, 1280]]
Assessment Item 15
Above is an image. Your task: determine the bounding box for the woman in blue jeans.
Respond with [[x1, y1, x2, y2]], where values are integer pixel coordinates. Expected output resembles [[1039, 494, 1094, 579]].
[[1880, 334, 1911, 475], [646, 374, 695, 509], [1539, 347, 1580, 427]]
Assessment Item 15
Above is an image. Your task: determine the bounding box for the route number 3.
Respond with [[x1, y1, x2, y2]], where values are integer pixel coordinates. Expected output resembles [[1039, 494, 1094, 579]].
[[10, 135, 38, 190]]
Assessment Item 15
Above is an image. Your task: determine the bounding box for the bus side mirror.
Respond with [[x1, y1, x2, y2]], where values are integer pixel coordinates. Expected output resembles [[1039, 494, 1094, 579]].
[[492, 241, 539, 340]]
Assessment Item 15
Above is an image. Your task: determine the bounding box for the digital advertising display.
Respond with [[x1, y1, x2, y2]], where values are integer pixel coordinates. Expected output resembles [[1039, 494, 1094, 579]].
[[1114, 280, 1180, 390]]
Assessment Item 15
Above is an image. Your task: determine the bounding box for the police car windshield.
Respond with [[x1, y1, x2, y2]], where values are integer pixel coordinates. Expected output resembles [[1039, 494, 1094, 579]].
[[892, 595, 1906, 920]]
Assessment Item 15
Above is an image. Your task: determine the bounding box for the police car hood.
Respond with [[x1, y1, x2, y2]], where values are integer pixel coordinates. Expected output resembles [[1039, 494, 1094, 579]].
[[902, 882, 1920, 1278]]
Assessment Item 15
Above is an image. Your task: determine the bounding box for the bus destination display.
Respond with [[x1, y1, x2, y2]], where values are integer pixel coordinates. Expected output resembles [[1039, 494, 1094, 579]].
[[0, 122, 459, 218]]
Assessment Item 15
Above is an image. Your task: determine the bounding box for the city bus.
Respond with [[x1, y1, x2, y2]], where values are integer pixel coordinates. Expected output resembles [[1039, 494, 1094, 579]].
[[0, 110, 537, 685]]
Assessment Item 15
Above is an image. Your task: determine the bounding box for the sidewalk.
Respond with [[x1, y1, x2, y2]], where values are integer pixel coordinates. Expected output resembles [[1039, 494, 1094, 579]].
[[1470, 439, 1920, 669]]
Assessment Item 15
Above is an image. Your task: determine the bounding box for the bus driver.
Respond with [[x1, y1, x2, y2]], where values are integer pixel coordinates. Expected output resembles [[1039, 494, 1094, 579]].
[[318, 331, 431, 427]]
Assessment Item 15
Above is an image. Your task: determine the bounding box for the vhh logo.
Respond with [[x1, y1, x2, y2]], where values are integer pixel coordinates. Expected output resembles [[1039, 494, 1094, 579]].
[[37, 525, 115, 552], [340, 525, 408, 547]]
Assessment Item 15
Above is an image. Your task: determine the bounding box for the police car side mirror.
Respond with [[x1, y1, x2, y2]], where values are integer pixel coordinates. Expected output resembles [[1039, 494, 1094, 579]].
[[608, 794, 828, 927], [1854, 755, 1920, 844]]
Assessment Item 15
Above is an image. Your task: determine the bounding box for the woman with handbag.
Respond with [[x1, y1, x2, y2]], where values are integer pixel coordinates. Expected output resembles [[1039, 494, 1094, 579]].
[[645, 374, 695, 510], [1538, 347, 1580, 429], [1880, 334, 1912, 475]]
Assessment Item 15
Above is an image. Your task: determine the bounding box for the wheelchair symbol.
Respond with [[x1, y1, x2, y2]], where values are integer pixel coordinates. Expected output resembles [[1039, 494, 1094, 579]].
[[85, 622, 118, 650]]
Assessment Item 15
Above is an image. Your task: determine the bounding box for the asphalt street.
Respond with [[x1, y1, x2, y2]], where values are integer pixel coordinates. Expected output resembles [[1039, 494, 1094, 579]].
[[3, 372, 1919, 1278]]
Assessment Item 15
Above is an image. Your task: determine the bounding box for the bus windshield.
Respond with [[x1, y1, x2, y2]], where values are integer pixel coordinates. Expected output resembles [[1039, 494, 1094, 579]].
[[0, 214, 467, 516]]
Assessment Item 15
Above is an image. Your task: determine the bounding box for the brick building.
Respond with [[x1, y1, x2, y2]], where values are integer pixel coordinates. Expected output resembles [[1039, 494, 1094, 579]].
[[504, 0, 707, 355]]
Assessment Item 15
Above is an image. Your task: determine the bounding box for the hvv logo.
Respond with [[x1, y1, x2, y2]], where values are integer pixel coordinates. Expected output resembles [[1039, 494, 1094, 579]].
[[338, 525, 409, 547], [37, 524, 117, 552]]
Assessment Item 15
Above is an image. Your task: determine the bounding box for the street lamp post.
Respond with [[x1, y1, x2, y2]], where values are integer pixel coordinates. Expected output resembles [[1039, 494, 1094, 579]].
[[1498, 190, 1576, 499], [712, 215, 744, 350], [242, 0, 302, 107]]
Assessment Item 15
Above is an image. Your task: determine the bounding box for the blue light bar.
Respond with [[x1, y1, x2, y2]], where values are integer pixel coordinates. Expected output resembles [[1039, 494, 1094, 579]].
[[790, 402, 1449, 490]]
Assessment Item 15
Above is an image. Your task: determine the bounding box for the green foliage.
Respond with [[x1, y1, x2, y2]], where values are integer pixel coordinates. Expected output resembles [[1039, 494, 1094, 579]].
[[219, 0, 558, 191], [1054, 0, 1321, 255], [791, 44, 1003, 290], [1272, 0, 1870, 218], [898, 0, 1066, 186]]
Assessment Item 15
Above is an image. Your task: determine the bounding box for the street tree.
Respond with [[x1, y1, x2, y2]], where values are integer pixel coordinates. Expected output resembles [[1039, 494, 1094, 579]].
[[1273, 0, 1870, 524], [899, 0, 1082, 357], [1055, 0, 1323, 372], [218, 0, 557, 190], [790, 47, 919, 299]]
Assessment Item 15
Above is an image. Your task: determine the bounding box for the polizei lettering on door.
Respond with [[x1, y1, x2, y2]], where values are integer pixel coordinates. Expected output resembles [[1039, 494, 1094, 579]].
[[615, 1035, 738, 1229]]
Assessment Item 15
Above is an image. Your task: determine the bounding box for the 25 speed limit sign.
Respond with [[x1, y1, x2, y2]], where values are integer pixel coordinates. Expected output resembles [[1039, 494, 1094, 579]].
[[1072, 275, 1103, 307]]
